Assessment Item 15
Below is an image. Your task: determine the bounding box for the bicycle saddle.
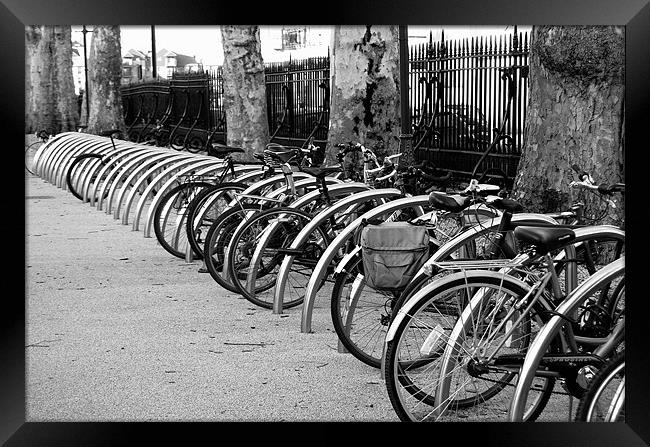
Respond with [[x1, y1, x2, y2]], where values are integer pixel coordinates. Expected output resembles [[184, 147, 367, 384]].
[[301, 166, 343, 179], [514, 226, 576, 253], [429, 191, 472, 213], [99, 129, 122, 137], [253, 153, 266, 162], [489, 197, 524, 213], [209, 143, 245, 157], [264, 143, 299, 164]]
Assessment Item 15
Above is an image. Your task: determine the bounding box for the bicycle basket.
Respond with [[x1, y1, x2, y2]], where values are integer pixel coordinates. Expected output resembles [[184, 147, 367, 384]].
[[360, 221, 430, 290]]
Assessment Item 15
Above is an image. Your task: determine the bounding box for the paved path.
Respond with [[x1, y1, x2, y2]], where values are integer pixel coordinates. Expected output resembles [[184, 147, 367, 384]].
[[25, 167, 398, 422]]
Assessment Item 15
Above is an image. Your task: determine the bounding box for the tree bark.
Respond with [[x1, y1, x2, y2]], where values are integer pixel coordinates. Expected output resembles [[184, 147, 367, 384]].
[[53, 26, 79, 132], [220, 25, 269, 161], [326, 25, 402, 166], [25, 25, 79, 134], [513, 26, 625, 226], [25, 26, 56, 134], [86, 26, 126, 136]]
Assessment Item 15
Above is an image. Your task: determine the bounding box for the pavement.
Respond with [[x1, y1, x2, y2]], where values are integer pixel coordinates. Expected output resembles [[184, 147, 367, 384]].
[[24, 150, 400, 422]]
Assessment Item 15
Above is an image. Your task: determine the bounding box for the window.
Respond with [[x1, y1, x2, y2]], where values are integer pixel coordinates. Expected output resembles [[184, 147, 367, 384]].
[[282, 28, 307, 50]]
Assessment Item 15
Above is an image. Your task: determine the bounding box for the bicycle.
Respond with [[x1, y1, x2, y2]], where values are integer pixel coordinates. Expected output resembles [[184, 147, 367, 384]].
[[201, 141, 329, 294], [25, 130, 51, 176], [65, 129, 125, 201], [183, 139, 324, 261], [152, 142, 263, 259], [574, 350, 625, 422], [221, 142, 455, 310], [392, 163, 625, 326], [382, 177, 624, 422]]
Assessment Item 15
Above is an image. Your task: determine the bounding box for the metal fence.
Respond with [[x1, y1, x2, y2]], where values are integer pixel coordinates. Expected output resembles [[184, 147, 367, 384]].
[[264, 56, 330, 148], [120, 28, 529, 182], [410, 29, 529, 183]]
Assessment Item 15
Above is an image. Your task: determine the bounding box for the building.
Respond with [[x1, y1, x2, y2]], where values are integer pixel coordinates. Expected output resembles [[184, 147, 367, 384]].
[[259, 26, 330, 63], [122, 49, 151, 83], [155, 48, 199, 78]]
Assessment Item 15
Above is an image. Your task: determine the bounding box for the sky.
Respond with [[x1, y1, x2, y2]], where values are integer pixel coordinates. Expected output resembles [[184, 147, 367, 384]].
[[71, 25, 530, 66]]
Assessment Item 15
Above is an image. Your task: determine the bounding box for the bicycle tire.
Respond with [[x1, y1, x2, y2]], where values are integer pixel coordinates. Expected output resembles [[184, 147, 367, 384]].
[[152, 181, 213, 258], [226, 206, 329, 309], [203, 204, 262, 293], [65, 153, 105, 201], [384, 272, 555, 422], [25, 140, 44, 176], [575, 351, 625, 422], [185, 182, 247, 259], [330, 213, 465, 369]]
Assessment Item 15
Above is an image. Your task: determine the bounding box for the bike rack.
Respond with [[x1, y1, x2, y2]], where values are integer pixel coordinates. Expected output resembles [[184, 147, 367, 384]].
[[300, 195, 429, 333], [95, 148, 169, 211], [126, 95, 145, 140], [120, 154, 205, 226], [236, 182, 376, 311], [33, 132, 78, 178], [242, 182, 372, 296], [135, 92, 160, 142], [412, 75, 444, 151], [55, 139, 120, 189], [111, 152, 184, 218], [147, 163, 266, 238], [140, 162, 261, 236], [271, 187, 404, 314], [45, 135, 106, 185], [132, 157, 220, 232], [181, 88, 205, 150], [52, 138, 107, 187], [84, 146, 156, 205], [167, 88, 190, 148]]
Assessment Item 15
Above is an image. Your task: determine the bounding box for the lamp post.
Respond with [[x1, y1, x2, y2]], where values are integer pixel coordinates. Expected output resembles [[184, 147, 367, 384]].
[[398, 25, 414, 166], [81, 25, 90, 123], [151, 25, 157, 79]]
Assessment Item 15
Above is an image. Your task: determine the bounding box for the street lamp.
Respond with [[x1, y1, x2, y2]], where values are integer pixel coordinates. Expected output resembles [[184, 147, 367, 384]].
[[151, 25, 157, 79], [398, 25, 414, 165], [81, 25, 90, 123]]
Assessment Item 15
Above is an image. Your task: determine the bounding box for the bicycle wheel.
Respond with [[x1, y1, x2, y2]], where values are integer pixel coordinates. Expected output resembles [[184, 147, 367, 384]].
[[203, 204, 262, 293], [384, 271, 555, 422], [152, 181, 213, 258], [65, 153, 105, 201], [185, 182, 247, 259], [331, 213, 465, 368], [25, 139, 44, 176], [508, 257, 626, 421], [226, 207, 329, 309], [575, 351, 625, 422]]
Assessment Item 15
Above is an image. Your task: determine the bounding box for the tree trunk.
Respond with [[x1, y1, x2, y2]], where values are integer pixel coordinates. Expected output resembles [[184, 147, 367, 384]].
[[513, 26, 625, 226], [25, 25, 56, 134], [25, 25, 79, 134], [86, 26, 126, 136], [220, 25, 269, 161], [53, 26, 79, 132], [326, 25, 402, 166]]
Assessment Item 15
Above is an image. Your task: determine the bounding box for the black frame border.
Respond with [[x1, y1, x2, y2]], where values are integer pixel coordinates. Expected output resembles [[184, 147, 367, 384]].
[[4, 0, 648, 444]]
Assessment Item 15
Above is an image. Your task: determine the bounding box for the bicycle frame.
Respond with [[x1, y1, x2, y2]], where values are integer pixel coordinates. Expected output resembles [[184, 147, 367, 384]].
[[508, 256, 625, 421]]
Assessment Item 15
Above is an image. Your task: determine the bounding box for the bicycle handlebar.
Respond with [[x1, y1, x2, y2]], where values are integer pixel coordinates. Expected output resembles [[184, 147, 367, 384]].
[[571, 164, 624, 195], [570, 180, 625, 195]]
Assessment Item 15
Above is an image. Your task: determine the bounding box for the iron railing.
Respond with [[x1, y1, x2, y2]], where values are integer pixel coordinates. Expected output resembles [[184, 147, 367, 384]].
[[120, 28, 529, 183]]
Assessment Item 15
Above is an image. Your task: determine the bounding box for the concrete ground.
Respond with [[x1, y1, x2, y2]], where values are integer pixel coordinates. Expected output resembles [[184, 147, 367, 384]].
[[24, 152, 399, 422]]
